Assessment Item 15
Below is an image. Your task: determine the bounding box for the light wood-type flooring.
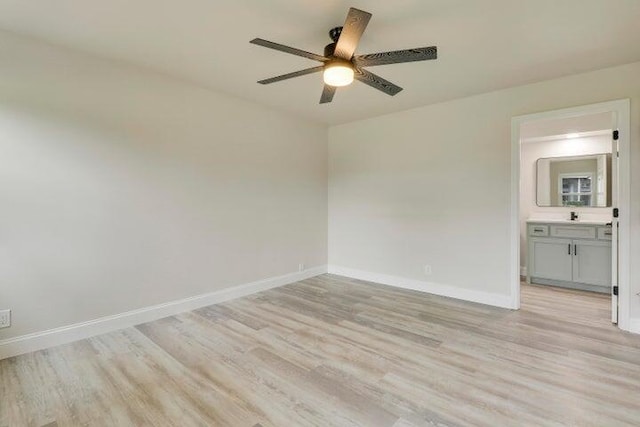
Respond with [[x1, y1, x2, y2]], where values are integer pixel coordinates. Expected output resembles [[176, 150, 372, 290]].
[[2, 274, 640, 426]]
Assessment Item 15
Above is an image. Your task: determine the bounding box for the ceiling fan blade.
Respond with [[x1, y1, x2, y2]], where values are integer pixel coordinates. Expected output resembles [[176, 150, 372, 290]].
[[354, 46, 437, 67], [258, 66, 324, 84], [334, 8, 372, 60], [319, 85, 336, 104], [354, 68, 402, 96], [250, 38, 327, 62]]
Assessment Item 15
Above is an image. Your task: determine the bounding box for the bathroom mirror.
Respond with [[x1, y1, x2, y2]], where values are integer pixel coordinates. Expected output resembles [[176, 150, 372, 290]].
[[536, 154, 612, 207]]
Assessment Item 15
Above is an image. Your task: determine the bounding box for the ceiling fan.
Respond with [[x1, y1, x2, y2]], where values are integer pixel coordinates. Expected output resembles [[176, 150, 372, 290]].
[[250, 7, 437, 104]]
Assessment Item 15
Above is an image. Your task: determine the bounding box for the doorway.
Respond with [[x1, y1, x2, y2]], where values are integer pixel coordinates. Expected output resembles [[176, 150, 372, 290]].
[[510, 100, 631, 330]]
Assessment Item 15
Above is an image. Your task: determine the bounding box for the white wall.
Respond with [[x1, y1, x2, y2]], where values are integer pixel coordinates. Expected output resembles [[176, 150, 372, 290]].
[[0, 32, 328, 341], [519, 135, 612, 272], [2, 31, 640, 347], [329, 61, 640, 318]]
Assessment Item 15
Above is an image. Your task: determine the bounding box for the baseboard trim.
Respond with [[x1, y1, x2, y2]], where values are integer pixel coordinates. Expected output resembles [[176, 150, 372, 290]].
[[328, 265, 515, 309], [628, 318, 640, 335], [0, 265, 327, 360], [530, 277, 609, 294], [520, 266, 527, 277]]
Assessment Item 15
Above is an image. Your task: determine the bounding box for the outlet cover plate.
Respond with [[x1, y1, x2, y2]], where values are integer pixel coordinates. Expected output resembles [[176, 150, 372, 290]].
[[0, 309, 10, 328]]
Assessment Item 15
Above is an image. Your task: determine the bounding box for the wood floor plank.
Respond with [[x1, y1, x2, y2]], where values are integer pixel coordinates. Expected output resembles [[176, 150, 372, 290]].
[[2, 275, 640, 426]]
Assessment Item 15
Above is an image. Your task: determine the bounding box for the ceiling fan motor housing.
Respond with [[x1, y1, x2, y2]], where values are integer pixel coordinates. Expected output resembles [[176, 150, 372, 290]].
[[324, 42, 337, 58]]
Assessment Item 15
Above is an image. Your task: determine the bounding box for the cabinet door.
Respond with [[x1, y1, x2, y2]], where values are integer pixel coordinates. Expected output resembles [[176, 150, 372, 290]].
[[573, 240, 612, 286], [530, 238, 573, 281]]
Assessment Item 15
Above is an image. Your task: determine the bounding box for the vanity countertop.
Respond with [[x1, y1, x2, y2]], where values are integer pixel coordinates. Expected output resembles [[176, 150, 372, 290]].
[[526, 218, 611, 226]]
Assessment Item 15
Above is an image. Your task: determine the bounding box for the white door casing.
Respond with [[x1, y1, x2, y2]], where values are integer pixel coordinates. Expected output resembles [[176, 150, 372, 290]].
[[611, 118, 619, 323]]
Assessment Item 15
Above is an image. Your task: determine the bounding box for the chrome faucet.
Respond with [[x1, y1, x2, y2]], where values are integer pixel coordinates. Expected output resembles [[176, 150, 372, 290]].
[[570, 211, 579, 221]]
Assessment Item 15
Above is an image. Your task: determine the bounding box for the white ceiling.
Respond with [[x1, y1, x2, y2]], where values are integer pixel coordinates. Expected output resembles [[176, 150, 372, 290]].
[[0, 0, 639, 125]]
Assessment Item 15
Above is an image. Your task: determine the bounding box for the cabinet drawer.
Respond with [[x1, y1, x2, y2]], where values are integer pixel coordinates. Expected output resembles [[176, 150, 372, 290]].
[[550, 225, 596, 239], [529, 225, 549, 237], [598, 227, 613, 240]]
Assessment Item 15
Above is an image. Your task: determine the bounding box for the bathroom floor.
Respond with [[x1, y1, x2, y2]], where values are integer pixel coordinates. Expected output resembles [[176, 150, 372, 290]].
[[521, 280, 612, 329]]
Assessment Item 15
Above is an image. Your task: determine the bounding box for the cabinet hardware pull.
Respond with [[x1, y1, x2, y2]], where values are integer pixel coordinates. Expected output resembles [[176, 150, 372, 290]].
[[568, 244, 571, 255], [574, 244, 577, 256]]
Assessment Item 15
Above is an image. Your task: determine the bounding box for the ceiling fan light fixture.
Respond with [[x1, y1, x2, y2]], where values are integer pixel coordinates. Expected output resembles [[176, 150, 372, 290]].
[[323, 61, 354, 87]]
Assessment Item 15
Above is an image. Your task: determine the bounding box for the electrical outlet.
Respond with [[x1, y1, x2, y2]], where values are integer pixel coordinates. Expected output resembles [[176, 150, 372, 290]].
[[298, 263, 305, 272], [0, 310, 10, 329], [424, 265, 432, 275]]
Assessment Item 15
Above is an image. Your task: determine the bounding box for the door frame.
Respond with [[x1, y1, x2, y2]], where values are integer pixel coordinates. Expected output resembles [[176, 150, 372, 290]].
[[510, 99, 631, 331]]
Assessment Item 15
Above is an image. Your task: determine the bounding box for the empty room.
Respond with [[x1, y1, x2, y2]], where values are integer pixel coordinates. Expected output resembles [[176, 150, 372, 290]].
[[2, 1, 640, 426]]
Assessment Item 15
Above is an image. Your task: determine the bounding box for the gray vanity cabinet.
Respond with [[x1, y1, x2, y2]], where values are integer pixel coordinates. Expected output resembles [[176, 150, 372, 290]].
[[572, 240, 611, 287], [529, 237, 573, 281], [527, 222, 611, 293]]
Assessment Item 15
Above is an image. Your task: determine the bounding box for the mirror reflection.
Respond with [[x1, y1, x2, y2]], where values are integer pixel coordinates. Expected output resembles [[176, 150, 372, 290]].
[[536, 154, 612, 207]]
